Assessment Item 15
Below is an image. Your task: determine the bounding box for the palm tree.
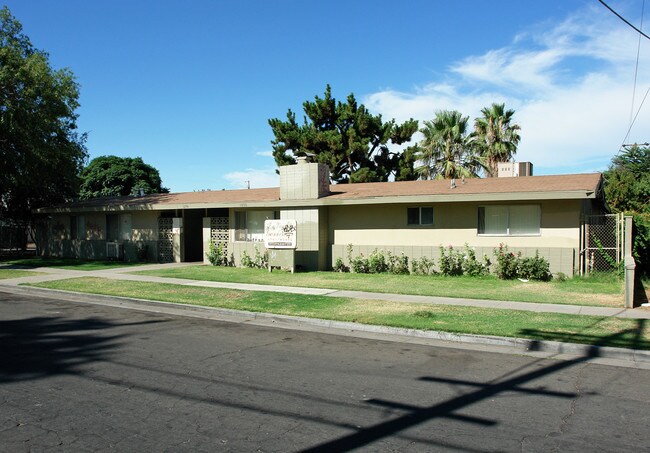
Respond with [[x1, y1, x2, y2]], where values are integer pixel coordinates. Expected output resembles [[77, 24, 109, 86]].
[[416, 110, 484, 180], [473, 103, 521, 177]]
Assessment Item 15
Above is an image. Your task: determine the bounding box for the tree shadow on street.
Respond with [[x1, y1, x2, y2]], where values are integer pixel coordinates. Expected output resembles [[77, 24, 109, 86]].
[[0, 314, 164, 383]]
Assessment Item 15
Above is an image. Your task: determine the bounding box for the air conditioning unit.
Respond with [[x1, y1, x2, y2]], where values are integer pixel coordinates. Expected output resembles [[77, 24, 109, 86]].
[[106, 241, 123, 260]]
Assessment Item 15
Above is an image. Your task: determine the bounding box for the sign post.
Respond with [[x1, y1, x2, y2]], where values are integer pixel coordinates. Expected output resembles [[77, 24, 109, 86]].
[[264, 219, 297, 273]]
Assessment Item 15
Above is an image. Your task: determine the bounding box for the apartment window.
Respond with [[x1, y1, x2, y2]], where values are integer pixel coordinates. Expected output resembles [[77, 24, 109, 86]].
[[234, 211, 247, 241], [106, 214, 119, 241], [235, 210, 278, 242], [70, 215, 85, 240], [70, 216, 77, 239], [407, 207, 434, 226], [478, 205, 540, 236]]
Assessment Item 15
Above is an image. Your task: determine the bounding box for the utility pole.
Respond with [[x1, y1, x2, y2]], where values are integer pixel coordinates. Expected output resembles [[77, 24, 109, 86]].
[[622, 142, 649, 149]]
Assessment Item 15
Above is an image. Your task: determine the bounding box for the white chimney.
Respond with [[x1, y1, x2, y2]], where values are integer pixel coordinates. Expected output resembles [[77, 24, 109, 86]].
[[497, 162, 533, 177]]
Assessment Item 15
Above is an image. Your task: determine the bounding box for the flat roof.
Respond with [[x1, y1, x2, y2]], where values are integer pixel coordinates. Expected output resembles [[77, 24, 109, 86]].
[[36, 173, 603, 213]]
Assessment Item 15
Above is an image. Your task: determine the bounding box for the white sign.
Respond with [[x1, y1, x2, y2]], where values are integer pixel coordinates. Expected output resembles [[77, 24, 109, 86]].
[[172, 217, 183, 235], [264, 219, 297, 249]]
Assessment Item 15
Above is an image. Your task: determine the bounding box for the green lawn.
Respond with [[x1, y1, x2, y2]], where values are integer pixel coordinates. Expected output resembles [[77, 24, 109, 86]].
[[0, 269, 41, 279], [28, 277, 649, 350], [1, 257, 146, 271], [133, 265, 624, 307]]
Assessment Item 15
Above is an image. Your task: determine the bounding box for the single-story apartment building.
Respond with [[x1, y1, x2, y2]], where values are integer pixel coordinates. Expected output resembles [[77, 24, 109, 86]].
[[35, 159, 606, 275]]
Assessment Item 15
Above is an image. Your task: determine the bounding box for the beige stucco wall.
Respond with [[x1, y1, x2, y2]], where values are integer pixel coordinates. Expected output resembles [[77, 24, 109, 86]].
[[281, 208, 319, 251], [281, 207, 328, 270], [328, 200, 582, 250], [50, 214, 71, 241], [229, 241, 266, 267], [223, 207, 329, 270], [41, 212, 106, 259], [202, 217, 211, 264], [331, 244, 576, 275], [131, 211, 158, 241], [318, 207, 329, 270], [40, 211, 159, 261], [328, 200, 583, 275], [83, 213, 106, 240], [125, 211, 159, 261], [38, 193, 590, 274]]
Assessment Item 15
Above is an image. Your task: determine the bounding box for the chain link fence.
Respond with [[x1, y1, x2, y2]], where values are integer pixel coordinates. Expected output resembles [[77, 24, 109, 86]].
[[580, 213, 624, 274], [0, 218, 27, 252]]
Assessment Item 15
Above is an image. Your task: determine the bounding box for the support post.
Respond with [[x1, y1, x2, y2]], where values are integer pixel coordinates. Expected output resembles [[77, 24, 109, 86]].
[[623, 216, 635, 309]]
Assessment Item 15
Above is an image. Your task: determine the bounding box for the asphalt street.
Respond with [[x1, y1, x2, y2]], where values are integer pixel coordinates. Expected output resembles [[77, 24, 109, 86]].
[[1, 291, 649, 452]]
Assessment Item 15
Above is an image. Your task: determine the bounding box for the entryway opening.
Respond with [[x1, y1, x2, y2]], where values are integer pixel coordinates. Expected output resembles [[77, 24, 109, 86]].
[[183, 209, 204, 262]]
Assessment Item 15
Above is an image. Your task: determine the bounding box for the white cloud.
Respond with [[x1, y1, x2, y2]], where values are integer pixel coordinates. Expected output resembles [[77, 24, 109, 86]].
[[223, 167, 279, 189], [534, 6, 643, 64], [365, 84, 511, 124], [515, 74, 645, 167], [255, 150, 274, 157], [363, 4, 650, 174], [451, 48, 564, 92]]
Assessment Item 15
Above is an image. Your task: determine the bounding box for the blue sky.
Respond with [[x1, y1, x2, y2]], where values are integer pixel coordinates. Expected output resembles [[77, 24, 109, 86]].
[[6, 0, 649, 192]]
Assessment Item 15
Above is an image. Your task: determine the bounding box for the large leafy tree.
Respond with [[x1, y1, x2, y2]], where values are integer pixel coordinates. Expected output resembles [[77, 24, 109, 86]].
[[473, 103, 521, 177], [604, 145, 650, 213], [415, 110, 484, 180], [269, 85, 419, 183], [0, 6, 87, 223], [603, 145, 650, 275], [79, 156, 169, 199]]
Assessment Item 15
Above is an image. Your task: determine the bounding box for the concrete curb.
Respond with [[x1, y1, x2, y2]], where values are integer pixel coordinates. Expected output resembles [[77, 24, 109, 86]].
[[4, 284, 650, 367]]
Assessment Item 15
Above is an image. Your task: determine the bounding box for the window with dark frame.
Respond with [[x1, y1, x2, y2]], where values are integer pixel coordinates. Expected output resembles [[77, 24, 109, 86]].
[[106, 214, 119, 241], [407, 207, 434, 226], [70, 215, 77, 239]]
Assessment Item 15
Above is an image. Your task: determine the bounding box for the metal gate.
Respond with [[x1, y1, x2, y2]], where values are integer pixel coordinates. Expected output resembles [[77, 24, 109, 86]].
[[579, 213, 625, 274]]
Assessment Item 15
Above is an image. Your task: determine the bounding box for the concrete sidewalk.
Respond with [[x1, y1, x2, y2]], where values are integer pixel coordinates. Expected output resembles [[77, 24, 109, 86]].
[[1, 262, 649, 319]]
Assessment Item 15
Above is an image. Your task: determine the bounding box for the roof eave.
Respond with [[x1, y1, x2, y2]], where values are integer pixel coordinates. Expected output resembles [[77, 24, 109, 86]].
[[35, 189, 596, 213]]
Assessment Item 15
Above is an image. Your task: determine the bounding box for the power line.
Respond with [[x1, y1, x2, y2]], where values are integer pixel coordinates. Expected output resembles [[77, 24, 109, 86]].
[[600, 0, 649, 149], [621, 85, 650, 146], [630, 0, 645, 125], [597, 0, 650, 40]]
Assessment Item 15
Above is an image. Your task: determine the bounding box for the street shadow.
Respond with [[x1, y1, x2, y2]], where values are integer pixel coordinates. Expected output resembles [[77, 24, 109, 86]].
[[300, 358, 583, 452], [299, 319, 641, 452], [522, 319, 647, 351], [0, 315, 164, 383]]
